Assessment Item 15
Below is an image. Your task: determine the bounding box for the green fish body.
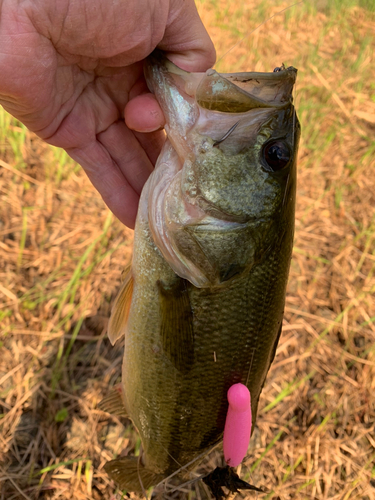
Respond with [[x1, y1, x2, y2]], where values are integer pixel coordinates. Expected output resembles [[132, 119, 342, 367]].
[[102, 52, 300, 492]]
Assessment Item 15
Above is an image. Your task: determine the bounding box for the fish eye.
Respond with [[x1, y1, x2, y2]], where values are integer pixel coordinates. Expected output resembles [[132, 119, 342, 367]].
[[262, 140, 291, 172]]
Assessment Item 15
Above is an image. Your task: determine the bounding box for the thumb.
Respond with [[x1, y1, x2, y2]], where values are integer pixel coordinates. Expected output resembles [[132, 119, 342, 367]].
[[158, 0, 216, 72]]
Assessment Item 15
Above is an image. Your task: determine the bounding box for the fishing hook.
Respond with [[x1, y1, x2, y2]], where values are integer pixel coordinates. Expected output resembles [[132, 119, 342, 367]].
[[213, 121, 240, 147]]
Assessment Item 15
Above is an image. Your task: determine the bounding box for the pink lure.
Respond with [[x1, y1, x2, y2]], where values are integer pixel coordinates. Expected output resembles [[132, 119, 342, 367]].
[[223, 383, 252, 467]]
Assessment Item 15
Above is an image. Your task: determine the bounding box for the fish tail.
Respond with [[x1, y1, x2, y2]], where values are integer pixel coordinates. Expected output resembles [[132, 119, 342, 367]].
[[104, 456, 164, 493]]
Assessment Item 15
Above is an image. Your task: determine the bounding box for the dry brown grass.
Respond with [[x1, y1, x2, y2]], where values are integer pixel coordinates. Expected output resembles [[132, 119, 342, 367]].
[[1, 1, 375, 499]]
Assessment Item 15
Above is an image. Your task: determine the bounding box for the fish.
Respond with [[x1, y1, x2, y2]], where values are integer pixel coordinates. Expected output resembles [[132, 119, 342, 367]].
[[99, 50, 300, 494]]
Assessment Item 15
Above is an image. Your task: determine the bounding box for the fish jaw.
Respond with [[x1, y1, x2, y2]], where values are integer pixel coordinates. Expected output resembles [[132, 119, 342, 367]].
[[144, 52, 300, 288]]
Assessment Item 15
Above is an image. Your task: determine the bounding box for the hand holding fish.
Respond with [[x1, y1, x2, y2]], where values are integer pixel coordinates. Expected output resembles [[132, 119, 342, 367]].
[[0, 0, 215, 227]]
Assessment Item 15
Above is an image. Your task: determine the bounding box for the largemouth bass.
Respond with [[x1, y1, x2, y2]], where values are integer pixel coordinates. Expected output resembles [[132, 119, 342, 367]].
[[101, 51, 300, 493]]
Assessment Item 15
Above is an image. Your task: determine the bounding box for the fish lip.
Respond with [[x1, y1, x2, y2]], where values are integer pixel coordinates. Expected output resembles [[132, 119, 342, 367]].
[[220, 67, 298, 83], [147, 50, 297, 86], [146, 50, 297, 114]]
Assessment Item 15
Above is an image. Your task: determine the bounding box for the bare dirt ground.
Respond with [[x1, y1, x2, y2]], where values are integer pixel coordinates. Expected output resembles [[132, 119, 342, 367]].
[[1, 1, 374, 499]]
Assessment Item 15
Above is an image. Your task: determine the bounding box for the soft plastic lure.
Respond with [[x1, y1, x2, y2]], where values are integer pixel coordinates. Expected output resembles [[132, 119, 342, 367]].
[[223, 383, 252, 467]]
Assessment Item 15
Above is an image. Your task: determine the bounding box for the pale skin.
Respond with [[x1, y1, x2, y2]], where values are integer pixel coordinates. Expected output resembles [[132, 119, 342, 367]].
[[0, 0, 215, 227]]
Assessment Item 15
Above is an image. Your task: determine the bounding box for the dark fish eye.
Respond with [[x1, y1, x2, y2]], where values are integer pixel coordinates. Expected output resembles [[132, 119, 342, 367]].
[[262, 140, 291, 171]]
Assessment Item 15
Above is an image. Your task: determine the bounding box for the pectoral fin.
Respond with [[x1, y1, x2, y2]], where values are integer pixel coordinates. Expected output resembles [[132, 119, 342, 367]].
[[157, 278, 194, 373], [107, 264, 134, 345], [98, 385, 127, 417], [105, 456, 164, 493]]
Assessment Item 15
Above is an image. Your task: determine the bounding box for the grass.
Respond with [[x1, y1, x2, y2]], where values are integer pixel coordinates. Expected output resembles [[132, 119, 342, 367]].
[[1, 0, 375, 499]]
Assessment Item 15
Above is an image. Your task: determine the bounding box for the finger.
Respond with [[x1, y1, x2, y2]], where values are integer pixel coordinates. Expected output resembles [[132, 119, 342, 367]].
[[125, 93, 165, 132], [67, 120, 157, 228], [67, 140, 140, 229], [133, 129, 166, 166], [97, 120, 154, 195]]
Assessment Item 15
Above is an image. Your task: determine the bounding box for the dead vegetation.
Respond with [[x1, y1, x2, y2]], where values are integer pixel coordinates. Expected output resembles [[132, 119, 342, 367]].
[[1, 1, 375, 499]]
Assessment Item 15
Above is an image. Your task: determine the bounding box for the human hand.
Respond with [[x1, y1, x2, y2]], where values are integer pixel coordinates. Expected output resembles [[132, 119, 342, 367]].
[[0, 0, 215, 228]]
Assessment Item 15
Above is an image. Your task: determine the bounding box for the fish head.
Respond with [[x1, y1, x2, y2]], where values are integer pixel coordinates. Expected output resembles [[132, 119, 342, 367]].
[[144, 52, 300, 287]]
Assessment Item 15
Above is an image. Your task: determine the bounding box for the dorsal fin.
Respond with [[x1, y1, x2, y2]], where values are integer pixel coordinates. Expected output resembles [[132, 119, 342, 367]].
[[107, 263, 134, 345]]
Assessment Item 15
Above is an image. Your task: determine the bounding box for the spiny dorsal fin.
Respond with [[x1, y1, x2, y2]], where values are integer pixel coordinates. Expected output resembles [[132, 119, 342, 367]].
[[104, 456, 163, 493], [98, 384, 127, 417], [157, 278, 194, 373], [107, 264, 134, 345]]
